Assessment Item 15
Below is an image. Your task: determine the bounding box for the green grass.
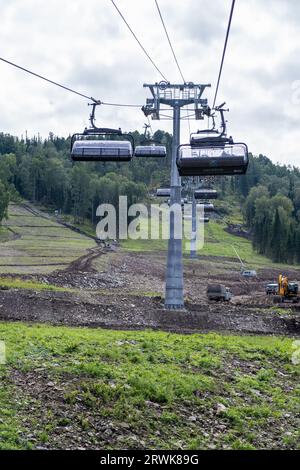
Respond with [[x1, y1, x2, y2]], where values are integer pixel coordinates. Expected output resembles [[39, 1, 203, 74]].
[[202, 220, 270, 268], [59, 215, 96, 239], [120, 216, 294, 270], [0, 277, 71, 292], [0, 226, 13, 243], [0, 204, 96, 274], [0, 322, 300, 449], [213, 195, 244, 224]]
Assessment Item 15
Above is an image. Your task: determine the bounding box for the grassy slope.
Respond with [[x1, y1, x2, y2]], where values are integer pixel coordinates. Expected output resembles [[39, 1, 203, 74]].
[[0, 204, 96, 274], [0, 277, 71, 292], [0, 323, 300, 450], [40, 196, 295, 270], [0, 227, 14, 243], [121, 217, 292, 270]]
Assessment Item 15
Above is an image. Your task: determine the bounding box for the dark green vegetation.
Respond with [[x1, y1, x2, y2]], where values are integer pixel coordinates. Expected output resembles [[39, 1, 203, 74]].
[[243, 162, 300, 263], [1, 131, 300, 263], [0, 323, 299, 450], [0, 131, 171, 225], [0, 172, 10, 224]]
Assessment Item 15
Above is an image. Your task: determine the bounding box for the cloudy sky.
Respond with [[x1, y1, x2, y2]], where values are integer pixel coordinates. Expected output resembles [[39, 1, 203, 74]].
[[0, 0, 300, 166]]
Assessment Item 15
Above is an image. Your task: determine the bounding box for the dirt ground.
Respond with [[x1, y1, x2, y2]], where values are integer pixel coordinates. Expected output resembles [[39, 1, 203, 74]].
[[1, 243, 300, 336]]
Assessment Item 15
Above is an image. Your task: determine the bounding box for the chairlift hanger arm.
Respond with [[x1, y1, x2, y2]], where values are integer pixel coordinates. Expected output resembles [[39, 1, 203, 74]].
[[89, 101, 101, 129], [143, 123, 151, 139], [85, 102, 122, 135], [71, 101, 135, 154], [193, 104, 229, 139], [213, 104, 229, 136]]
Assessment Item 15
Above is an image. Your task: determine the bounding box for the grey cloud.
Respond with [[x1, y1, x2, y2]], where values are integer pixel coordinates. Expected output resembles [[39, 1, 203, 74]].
[[162, 0, 229, 45], [1, 0, 300, 167]]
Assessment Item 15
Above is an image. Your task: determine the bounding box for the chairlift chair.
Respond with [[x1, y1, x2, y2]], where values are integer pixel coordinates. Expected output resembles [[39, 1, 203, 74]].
[[167, 198, 188, 207], [194, 189, 218, 200], [197, 203, 215, 212], [176, 105, 249, 177], [71, 102, 134, 162], [134, 124, 167, 158], [156, 188, 171, 197], [199, 217, 210, 223], [135, 144, 167, 158], [177, 142, 249, 176]]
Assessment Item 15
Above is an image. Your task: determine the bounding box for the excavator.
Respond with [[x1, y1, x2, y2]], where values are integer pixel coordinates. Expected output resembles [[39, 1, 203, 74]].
[[273, 274, 299, 303]]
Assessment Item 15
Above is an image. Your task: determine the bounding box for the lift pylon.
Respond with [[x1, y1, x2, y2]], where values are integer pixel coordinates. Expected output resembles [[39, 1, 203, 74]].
[[143, 82, 211, 309]]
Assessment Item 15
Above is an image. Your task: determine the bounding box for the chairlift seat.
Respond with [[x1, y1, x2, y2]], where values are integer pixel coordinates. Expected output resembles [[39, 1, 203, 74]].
[[197, 203, 215, 212], [135, 145, 167, 158], [177, 143, 248, 176], [167, 198, 188, 207], [156, 188, 171, 197], [71, 140, 133, 162], [194, 189, 218, 200]]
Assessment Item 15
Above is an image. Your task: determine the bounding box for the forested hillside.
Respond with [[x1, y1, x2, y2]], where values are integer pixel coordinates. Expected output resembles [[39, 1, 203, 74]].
[[1, 131, 300, 263]]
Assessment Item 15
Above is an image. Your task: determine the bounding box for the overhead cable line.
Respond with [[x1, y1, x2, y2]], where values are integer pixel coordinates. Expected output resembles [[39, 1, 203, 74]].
[[0, 56, 97, 102], [212, 0, 235, 109], [154, 0, 185, 83], [153, 0, 190, 134], [0, 56, 143, 108], [110, 0, 168, 81], [101, 100, 142, 108]]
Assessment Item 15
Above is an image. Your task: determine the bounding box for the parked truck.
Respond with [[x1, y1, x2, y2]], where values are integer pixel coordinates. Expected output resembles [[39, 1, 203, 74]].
[[265, 283, 278, 295], [207, 284, 232, 302]]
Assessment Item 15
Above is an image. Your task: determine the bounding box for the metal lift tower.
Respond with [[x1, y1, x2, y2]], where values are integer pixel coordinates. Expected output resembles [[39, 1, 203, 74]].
[[143, 82, 210, 309]]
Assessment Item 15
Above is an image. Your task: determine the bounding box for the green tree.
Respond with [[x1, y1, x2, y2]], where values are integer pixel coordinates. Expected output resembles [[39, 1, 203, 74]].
[[0, 181, 9, 224]]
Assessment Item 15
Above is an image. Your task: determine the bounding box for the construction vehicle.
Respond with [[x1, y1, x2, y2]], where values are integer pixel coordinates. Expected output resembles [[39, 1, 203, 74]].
[[273, 275, 299, 303], [207, 284, 232, 302]]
